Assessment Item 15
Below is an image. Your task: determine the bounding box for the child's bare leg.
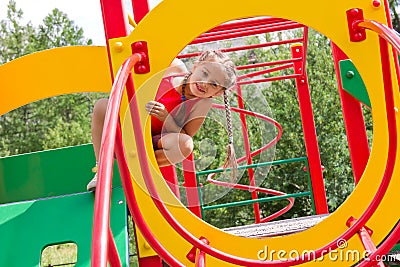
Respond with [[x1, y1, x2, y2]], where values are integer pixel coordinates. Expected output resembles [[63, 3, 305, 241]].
[[91, 98, 109, 162], [155, 133, 194, 166]]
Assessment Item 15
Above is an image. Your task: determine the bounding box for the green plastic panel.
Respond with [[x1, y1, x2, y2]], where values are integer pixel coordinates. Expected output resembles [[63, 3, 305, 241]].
[[0, 186, 128, 266], [339, 59, 371, 108], [0, 144, 121, 204]]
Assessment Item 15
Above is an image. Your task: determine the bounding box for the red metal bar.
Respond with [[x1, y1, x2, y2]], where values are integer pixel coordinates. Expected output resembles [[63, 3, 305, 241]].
[[160, 165, 180, 197], [331, 43, 370, 184], [291, 45, 328, 214], [301, 27, 308, 77], [115, 124, 184, 267], [182, 153, 202, 217], [237, 74, 301, 85], [347, 217, 385, 267], [99, 0, 130, 81], [198, 21, 300, 39], [354, 20, 400, 52], [191, 22, 301, 44], [126, 45, 398, 265], [107, 227, 122, 267], [206, 174, 295, 223], [211, 104, 283, 164], [179, 38, 303, 59], [238, 63, 293, 80], [206, 17, 294, 33], [356, 34, 399, 266], [131, 0, 150, 23], [236, 58, 301, 71], [236, 85, 261, 223], [195, 237, 210, 267], [383, 0, 400, 96], [91, 54, 142, 267]]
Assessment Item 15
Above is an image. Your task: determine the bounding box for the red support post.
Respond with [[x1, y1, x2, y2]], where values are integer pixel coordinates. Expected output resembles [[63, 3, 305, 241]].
[[236, 86, 261, 223], [347, 217, 385, 267], [99, 0, 130, 81], [195, 237, 210, 267], [182, 153, 202, 218], [291, 45, 329, 214], [331, 43, 370, 184], [131, 0, 150, 24]]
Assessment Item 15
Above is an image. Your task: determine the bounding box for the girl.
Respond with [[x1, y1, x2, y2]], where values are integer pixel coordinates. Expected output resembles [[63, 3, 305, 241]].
[[87, 50, 237, 191]]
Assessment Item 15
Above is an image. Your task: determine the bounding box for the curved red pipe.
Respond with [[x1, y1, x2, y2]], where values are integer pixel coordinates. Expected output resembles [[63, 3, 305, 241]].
[[208, 103, 292, 222], [211, 103, 283, 164], [127, 35, 398, 267], [92, 54, 144, 266], [206, 177, 295, 223], [351, 21, 400, 266], [94, 19, 399, 266]]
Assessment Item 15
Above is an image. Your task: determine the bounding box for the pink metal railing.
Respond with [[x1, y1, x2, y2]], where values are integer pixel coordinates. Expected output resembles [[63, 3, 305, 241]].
[[92, 6, 399, 265], [350, 19, 400, 266], [109, 23, 397, 267]]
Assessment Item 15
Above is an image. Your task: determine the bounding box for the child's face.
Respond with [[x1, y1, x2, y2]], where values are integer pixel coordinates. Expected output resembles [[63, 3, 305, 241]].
[[188, 61, 227, 98]]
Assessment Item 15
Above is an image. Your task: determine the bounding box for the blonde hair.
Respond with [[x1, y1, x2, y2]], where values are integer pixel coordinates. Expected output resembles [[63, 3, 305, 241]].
[[198, 50, 238, 180]]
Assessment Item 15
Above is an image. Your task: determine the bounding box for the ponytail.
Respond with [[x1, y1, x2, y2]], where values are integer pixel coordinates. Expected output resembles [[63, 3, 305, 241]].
[[222, 90, 238, 181]]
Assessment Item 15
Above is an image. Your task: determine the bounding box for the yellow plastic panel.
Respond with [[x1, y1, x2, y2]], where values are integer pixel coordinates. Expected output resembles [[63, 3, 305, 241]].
[[113, 0, 400, 266], [0, 46, 111, 115]]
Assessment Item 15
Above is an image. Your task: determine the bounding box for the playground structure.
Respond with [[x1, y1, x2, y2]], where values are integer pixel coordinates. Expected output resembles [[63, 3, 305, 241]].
[[1, 0, 400, 266]]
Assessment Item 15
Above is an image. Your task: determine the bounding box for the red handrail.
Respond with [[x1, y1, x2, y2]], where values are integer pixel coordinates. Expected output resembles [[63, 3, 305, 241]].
[[206, 104, 293, 223], [350, 20, 400, 266], [91, 53, 142, 267], [354, 20, 400, 52], [92, 18, 399, 267], [122, 33, 398, 267]]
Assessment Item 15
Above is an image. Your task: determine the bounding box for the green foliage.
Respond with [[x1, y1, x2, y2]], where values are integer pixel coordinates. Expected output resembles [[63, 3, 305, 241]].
[[195, 29, 369, 229], [389, 0, 400, 32], [0, 0, 101, 157], [0, 0, 35, 62], [0, 0, 379, 236]]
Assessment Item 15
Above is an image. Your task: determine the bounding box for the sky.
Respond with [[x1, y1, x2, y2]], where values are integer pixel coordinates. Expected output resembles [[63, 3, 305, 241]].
[[0, 0, 161, 45]]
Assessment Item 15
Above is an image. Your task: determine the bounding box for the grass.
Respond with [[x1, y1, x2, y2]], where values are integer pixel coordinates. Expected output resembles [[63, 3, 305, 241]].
[[41, 216, 139, 266]]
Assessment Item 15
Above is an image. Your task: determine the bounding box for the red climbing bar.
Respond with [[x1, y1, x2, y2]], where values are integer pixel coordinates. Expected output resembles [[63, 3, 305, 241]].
[[91, 53, 142, 267], [236, 85, 261, 223], [347, 217, 385, 267], [236, 58, 301, 71], [191, 22, 301, 44], [182, 153, 202, 217], [207, 17, 296, 33], [99, 0, 130, 81], [331, 43, 370, 184], [179, 38, 303, 59], [291, 45, 328, 214], [195, 237, 210, 267], [108, 227, 122, 267], [131, 0, 149, 23]]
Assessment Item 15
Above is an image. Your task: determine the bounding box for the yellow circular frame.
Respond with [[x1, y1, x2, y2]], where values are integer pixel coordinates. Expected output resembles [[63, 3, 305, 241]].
[[0, 0, 399, 266], [114, 0, 400, 266]]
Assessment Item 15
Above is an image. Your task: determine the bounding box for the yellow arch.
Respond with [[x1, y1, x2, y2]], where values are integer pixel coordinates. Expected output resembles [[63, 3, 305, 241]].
[[107, 0, 400, 266], [0, 46, 112, 115], [0, 0, 398, 265]]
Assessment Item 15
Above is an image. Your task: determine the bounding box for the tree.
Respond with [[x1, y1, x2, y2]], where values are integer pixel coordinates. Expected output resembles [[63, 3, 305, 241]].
[[31, 8, 92, 50], [0, 0, 102, 157], [389, 0, 400, 32], [0, 0, 35, 63]]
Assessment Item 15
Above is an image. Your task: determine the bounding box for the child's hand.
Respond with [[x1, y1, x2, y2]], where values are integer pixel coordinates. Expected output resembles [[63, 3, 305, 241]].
[[145, 101, 169, 121]]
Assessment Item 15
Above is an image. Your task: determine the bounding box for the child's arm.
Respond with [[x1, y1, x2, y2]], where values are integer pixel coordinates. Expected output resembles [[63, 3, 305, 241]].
[[151, 99, 212, 136], [164, 58, 187, 77], [176, 99, 213, 137]]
